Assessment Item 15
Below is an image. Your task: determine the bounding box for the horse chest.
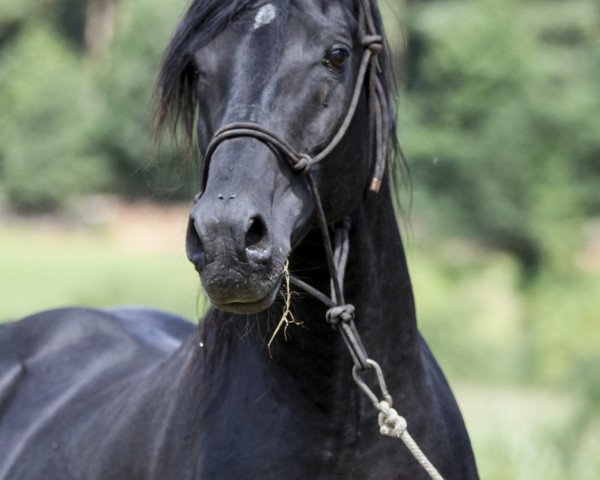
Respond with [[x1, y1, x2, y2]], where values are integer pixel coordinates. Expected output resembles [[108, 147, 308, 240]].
[[188, 390, 408, 480]]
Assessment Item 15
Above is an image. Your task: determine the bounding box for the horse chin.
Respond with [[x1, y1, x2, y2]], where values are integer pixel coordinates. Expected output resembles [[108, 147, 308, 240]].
[[211, 278, 282, 314], [200, 266, 284, 315]]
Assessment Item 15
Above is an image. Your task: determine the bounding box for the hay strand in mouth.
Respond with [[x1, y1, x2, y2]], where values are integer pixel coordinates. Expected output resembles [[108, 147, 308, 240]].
[[268, 259, 302, 354]]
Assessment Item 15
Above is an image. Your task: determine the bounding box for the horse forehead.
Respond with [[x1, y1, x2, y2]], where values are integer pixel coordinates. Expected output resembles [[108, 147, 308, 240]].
[[247, 0, 354, 31], [292, 0, 356, 23], [195, 0, 356, 85], [253, 4, 277, 30]]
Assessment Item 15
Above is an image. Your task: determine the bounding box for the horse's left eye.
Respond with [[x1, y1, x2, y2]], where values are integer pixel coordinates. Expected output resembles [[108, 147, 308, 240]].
[[324, 47, 350, 69]]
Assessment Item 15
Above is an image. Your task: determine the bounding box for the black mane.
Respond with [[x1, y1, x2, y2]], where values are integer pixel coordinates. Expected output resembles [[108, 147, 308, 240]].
[[151, 0, 257, 150]]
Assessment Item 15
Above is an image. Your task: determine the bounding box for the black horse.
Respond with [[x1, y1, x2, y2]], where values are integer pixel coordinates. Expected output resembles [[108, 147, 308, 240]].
[[0, 1, 479, 478]]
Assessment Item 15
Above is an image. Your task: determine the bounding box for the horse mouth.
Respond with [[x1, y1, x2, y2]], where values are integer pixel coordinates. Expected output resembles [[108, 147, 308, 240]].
[[215, 280, 282, 314], [204, 271, 284, 315]]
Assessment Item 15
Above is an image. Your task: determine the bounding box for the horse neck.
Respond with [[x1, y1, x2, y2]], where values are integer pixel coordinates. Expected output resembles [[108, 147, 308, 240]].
[[274, 178, 420, 398], [339, 178, 419, 360]]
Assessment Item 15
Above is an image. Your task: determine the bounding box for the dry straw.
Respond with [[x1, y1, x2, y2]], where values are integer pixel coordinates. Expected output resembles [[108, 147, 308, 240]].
[[268, 260, 302, 353]]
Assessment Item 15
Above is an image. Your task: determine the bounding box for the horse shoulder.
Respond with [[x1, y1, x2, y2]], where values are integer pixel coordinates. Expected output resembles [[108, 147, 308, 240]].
[[416, 335, 480, 479], [0, 307, 195, 480]]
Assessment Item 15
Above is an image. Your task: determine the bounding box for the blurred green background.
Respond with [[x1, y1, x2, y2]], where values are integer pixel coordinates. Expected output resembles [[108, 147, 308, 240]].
[[0, 0, 598, 478]]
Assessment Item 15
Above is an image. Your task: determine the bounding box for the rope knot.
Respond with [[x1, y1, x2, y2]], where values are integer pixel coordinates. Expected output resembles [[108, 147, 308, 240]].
[[378, 400, 407, 438], [293, 154, 312, 175], [326, 304, 355, 327], [362, 35, 383, 53]]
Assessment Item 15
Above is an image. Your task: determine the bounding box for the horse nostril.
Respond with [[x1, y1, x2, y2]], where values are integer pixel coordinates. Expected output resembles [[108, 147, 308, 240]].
[[186, 218, 207, 270], [244, 216, 270, 257]]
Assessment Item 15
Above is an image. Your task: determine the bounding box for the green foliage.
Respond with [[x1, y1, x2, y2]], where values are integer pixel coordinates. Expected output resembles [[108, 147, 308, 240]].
[[92, 0, 195, 200], [458, 382, 600, 480], [0, 0, 194, 209], [0, 0, 83, 50], [0, 0, 37, 25], [401, 0, 600, 273], [409, 242, 526, 382], [409, 236, 600, 385], [1, 0, 597, 229], [0, 224, 201, 322], [0, 25, 107, 210]]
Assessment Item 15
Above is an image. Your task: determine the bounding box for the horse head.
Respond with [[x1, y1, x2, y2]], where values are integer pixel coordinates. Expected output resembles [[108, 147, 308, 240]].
[[154, 0, 394, 314]]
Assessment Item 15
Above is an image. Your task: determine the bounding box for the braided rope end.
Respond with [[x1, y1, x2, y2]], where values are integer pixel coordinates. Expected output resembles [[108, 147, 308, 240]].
[[293, 155, 312, 175], [370, 177, 382, 193], [362, 35, 383, 53], [326, 304, 355, 327], [378, 400, 407, 438]]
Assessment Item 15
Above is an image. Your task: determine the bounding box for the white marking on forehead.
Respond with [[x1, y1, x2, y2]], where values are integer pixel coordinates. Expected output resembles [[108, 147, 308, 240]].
[[253, 4, 277, 30]]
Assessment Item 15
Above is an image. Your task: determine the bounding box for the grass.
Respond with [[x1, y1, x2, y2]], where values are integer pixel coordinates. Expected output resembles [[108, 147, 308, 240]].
[[0, 222, 202, 322], [457, 382, 600, 480], [404, 235, 600, 479]]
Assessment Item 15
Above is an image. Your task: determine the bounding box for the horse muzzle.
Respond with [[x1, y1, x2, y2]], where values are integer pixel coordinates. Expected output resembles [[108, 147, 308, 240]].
[[186, 195, 288, 314]]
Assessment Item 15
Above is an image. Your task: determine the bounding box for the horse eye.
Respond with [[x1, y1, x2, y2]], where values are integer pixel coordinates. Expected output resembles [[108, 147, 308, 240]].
[[324, 47, 350, 69]]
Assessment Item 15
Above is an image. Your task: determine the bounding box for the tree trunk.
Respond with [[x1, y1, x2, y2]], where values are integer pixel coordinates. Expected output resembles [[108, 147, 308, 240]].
[[84, 0, 117, 60]]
